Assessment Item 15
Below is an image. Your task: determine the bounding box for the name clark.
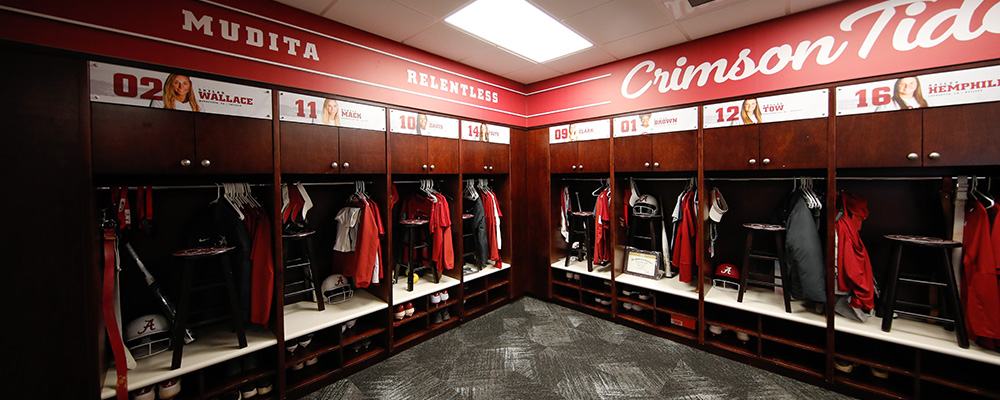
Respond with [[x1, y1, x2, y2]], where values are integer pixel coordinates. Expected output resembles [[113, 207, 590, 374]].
[[621, 0, 1000, 99], [182, 10, 319, 61], [407, 69, 499, 103], [198, 90, 253, 105]]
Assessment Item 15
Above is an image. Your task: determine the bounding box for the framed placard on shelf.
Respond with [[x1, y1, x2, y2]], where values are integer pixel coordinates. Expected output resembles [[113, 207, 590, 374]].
[[389, 109, 459, 139], [613, 107, 698, 137], [836, 64, 1000, 116], [549, 119, 610, 144], [278, 92, 386, 132], [623, 247, 662, 279], [703, 89, 828, 129], [460, 120, 510, 144]]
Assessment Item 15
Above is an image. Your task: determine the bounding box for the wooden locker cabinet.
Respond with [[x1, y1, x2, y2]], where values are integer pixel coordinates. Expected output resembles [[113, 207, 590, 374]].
[[614, 130, 697, 172], [280, 122, 386, 174], [838, 102, 1000, 168], [550, 139, 610, 173], [462, 141, 509, 174], [390, 133, 459, 174], [92, 104, 272, 174], [705, 119, 827, 171]]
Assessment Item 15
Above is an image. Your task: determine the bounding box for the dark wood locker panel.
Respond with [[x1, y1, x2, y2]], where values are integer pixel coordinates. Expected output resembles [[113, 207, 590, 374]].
[[651, 130, 698, 171], [339, 127, 386, 174], [923, 102, 1000, 167], [427, 137, 459, 174], [194, 113, 272, 174], [279, 122, 339, 174], [759, 118, 828, 170], [92, 104, 195, 174], [836, 110, 922, 168], [549, 142, 578, 173], [390, 133, 427, 174], [614, 135, 652, 172], [485, 142, 510, 174], [577, 139, 610, 173], [704, 125, 759, 171], [461, 140, 488, 173]]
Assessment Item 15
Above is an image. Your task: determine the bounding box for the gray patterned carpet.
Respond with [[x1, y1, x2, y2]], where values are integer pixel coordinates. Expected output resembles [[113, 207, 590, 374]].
[[303, 297, 854, 399]]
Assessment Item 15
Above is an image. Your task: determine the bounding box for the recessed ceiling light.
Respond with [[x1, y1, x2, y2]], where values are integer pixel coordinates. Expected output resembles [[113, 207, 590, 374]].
[[445, 0, 592, 63]]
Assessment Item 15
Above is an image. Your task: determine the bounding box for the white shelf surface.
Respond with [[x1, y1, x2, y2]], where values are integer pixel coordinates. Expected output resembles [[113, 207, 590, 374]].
[[703, 286, 827, 329], [834, 313, 1000, 366], [283, 289, 388, 341], [463, 262, 511, 283], [551, 258, 613, 280], [614, 273, 700, 301], [392, 273, 460, 306], [101, 324, 276, 399]]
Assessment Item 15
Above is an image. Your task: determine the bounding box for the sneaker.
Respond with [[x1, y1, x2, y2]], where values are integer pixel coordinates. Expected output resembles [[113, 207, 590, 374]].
[[255, 378, 273, 395], [637, 291, 652, 301], [298, 333, 314, 349], [305, 356, 319, 366], [394, 305, 405, 320], [431, 311, 443, 324], [622, 288, 633, 296], [632, 304, 645, 312], [157, 378, 181, 400], [131, 386, 155, 400], [440, 290, 449, 301], [361, 338, 372, 349], [430, 292, 441, 305], [442, 309, 451, 321], [595, 296, 610, 306], [404, 302, 415, 317], [239, 383, 257, 399], [285, 341, 299, 354], [573, 273, 581, 281], [708, 325, 724, 335], [735, 332, 750, 342], [623, 302, 633, 310], [834, 358, 856, 373], [566, 271, 574, 280], [219, 389, 242, 400], [870, 366, 889, 379], [349, 342, 363, 353], [345, 319, 357, 329]]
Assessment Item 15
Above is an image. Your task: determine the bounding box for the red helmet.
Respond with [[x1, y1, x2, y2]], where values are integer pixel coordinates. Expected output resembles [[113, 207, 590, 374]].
[[713, 263, 740, 290]]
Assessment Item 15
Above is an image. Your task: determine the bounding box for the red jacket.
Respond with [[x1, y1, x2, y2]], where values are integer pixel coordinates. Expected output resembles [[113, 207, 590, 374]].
[[961, 201, 1000, 342], [835, 192, 875, 311]]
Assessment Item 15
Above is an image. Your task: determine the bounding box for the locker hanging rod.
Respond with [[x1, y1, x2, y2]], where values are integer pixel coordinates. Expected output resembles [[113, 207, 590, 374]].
[[704, 177, 826, 182], [631, 177, 696, 182], [96, 183, 270, 190], [561, 178, 607, 182], [393, 180, 445, 184], [295, 181, 374, 186], [837, 176, 977, 181]]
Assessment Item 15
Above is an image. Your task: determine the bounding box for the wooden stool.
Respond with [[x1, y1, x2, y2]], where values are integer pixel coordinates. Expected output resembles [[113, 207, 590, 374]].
[[627, 214, 663, 252], [170, 246, 248, 370], [396, 219, 437, 291], [566, 211, 595, 272], [737, 223, 792, 313], [282, 230, 324, 311], [880, 234, 968, 348]]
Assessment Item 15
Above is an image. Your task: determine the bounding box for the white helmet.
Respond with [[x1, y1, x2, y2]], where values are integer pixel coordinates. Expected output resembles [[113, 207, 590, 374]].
[[125, 314, 172, 359], [322, 274, 354, 304], [632, 194, 659, 218]]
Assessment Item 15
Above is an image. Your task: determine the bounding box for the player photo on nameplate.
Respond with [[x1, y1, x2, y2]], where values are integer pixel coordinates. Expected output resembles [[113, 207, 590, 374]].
[[624, 247, 662, 279], [390, 109, 459, 139]]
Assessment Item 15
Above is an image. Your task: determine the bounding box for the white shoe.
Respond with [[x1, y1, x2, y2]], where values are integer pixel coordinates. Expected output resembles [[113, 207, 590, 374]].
[[623, 302, 633, 310], [430, 292, 441, 305], [736, 332, 750, 342], [157, 378, 181, 400], [131, 386, 155, 400], [440, 290, 449, 301], [708, 325, 723, 335]]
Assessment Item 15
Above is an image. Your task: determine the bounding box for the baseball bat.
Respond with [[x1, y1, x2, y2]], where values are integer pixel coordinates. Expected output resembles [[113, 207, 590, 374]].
[[125, 243, 195, 344]]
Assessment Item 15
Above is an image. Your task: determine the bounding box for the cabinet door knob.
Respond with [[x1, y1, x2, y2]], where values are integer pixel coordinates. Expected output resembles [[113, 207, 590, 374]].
[[928, 152, 941, 159], [907, 153, 918, 160], [653, 162, 660, 168], [572, 165, 577, 170], [484, 165, 489, 170], [429, 164, 435, 170], [762, 158, 771, 165], [578, 164, 583, 170], [489, 166, 493, 171], [343, 162, 350, 169], [180, 159, 191, 167], [644, 162, 650, 168], [422, 164, 428, 170], [200, 159, 211, 167], [748, 158, 757, 165], [331, 162, 339, 168]]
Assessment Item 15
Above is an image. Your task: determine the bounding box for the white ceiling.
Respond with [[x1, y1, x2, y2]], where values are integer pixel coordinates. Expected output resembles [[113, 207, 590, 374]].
[[274, 0, 841, 84]]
